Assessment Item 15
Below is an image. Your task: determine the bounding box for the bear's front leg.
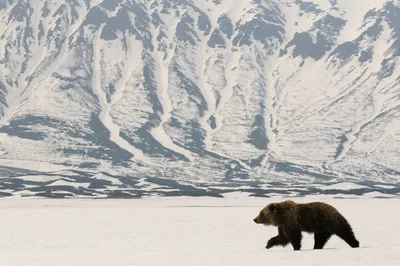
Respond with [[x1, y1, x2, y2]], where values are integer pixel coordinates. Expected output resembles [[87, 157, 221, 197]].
[[266, 226, 290, 249], [266, 236, 279, 249], [283, 227, 302, 251]]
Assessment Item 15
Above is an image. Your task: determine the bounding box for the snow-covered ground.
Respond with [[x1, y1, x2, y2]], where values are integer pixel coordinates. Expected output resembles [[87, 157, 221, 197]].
[[0, 196, 398, 266]]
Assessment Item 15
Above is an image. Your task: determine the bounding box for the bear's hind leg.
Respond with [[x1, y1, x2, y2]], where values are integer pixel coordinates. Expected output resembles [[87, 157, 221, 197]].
[[332, 216, 360, 248], [335, 229, 359, 248], [313, 231, 332, 249]]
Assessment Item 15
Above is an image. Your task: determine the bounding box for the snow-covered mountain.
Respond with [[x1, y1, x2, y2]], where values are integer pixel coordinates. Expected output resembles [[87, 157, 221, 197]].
[[0, 0, 399, 198]]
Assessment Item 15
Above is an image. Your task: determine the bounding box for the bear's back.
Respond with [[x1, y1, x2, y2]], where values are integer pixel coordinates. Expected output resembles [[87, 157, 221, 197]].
[[296, 202, 342, 233]]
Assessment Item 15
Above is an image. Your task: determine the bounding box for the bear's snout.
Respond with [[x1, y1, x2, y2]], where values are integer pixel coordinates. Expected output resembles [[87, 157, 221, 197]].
[[253, 217, 260, 223]]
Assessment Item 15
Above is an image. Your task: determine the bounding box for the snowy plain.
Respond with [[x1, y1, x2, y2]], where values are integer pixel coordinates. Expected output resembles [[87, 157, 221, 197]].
[[0, 195, 399, 266]]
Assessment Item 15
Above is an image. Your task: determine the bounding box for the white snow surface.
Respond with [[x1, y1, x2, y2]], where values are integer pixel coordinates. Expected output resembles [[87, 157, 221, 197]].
[[319, 182, 369, 190], [0, 197, 398, 265]]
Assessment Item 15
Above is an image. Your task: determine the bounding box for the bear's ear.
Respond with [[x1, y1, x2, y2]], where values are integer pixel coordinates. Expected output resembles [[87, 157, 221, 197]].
[[268, 203, 276, 213]]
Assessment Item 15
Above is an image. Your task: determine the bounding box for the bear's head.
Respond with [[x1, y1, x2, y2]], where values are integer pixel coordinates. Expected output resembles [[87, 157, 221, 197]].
[[253, 203, 278, 226]]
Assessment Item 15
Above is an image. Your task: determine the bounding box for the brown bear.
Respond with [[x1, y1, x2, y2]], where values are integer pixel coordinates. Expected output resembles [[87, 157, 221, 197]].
[[253, 200, 359, 250]]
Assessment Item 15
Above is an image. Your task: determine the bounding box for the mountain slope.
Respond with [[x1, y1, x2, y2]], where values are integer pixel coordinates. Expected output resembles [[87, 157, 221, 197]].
[[0, 0, 399, 198]]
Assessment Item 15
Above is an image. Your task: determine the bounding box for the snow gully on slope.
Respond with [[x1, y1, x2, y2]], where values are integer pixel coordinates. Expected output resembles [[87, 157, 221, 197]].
[[150, 22, 195, 162], [91, 26, 154, 166]]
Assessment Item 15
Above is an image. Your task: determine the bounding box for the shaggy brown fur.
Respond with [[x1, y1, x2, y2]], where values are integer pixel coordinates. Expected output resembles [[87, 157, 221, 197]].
[[253, 200, 359, 250]]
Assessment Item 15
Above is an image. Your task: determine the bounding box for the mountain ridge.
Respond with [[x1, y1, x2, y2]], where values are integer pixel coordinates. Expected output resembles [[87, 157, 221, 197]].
[[0, 0, 399, 198]]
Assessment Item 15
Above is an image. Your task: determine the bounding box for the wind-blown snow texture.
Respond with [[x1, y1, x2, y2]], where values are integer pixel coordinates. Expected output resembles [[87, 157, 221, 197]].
[[0, 0, 399, 198], [0, 197, 399, 265]]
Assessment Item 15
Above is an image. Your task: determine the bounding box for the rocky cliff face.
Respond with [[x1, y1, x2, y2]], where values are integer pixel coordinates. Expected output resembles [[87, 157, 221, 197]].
[[0, 0, 399, 198]]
